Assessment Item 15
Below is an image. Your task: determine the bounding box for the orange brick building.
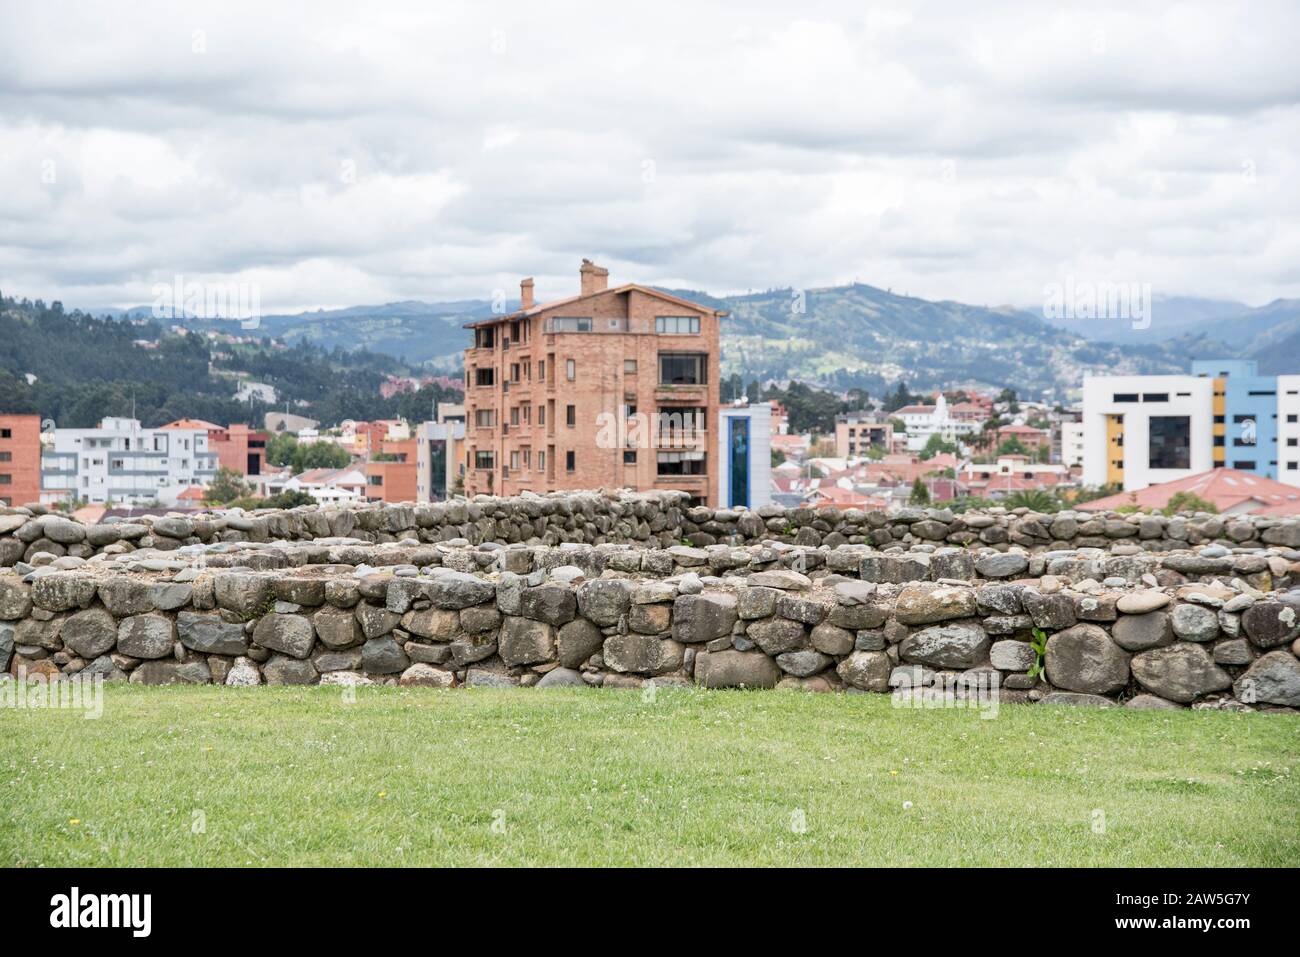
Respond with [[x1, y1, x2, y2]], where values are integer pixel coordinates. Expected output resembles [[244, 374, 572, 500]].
[[0, 414, 42, 507], [161, 419, 268, 476], [364, 437, 418, 503], [463, 260, 726, 505]]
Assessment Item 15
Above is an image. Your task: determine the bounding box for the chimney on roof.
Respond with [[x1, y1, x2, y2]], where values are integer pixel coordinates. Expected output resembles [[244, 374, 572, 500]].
[[520, 277, 534, 310], [579, 258, 608, 297]]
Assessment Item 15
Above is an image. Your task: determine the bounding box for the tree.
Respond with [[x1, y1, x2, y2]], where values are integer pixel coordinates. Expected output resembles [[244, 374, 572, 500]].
[[1001, 489, 1060, 513], [205, 466, 253, 504], [291, 441, 352, 472], [771, 449, 786, 468], [1163, 492, 1217, 516], [865, 444, 886, 461], [996, 436, 1029, 457], [265, 432, 298, 467], [920, 433, 957, 460], [909, 477, 930, 505]]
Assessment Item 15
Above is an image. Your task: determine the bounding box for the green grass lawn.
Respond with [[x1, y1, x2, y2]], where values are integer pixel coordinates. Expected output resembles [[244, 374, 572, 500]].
[[2, 685, 1296, 867]]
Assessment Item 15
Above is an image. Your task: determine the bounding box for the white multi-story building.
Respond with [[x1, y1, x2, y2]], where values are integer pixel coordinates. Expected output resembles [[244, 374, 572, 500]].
[[1060, 420, 1085, 468], [41, 417, 219, 505], [1082, 360, 1300, 492]]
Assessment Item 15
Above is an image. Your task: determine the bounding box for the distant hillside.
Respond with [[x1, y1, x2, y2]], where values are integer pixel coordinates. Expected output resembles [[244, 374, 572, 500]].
[[0, 296, 457, 429], [83, 284, 1300, 400]]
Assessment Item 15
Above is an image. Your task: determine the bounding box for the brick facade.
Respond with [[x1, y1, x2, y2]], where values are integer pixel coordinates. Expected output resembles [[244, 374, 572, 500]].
[[463, 261, 724, 505], [0, 414, 42, 507]]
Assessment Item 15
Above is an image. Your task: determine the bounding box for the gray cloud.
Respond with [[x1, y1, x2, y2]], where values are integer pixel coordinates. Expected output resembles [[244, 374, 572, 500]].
[[0, 0, 1297, 314]]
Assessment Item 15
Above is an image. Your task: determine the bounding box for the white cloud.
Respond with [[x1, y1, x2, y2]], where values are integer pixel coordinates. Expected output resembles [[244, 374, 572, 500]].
[[0, 0, 1296, 314]]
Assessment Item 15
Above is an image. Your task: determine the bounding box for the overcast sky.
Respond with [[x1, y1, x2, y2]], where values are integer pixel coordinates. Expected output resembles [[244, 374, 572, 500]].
[[1, 0, 1297, 314]]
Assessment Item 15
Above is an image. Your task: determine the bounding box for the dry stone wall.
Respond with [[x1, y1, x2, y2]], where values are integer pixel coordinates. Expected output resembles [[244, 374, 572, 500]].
[[6, 492, 1300, 567], [3, 531, 1299, 711]]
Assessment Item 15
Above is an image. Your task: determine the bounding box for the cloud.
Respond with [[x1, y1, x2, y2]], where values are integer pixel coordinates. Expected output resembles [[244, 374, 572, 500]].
[[0, 0, 1297, 315]]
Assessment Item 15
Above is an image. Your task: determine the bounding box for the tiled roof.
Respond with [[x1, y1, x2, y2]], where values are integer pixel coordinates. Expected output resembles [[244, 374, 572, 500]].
[[1076, 469, 1300, 515]]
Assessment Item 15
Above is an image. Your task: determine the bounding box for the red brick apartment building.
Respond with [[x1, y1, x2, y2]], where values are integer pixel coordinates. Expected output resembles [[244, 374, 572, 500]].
[[463, 260, 726, 505], [364, 436, 418, 503], [0, 414, 42, 506]]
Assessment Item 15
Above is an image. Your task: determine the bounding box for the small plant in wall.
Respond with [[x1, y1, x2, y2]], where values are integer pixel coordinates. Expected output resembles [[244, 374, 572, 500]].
[[1028, 626, 1049, 681]]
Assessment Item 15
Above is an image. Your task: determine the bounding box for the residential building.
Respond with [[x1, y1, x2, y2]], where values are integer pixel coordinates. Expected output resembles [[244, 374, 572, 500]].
[[716, 403, 772, 509], [1060, 419, 1085, 468], [41, 417, 219, 506], [0, 414, 42, 506], [959, 455, 1070, 498], [160, 419, 268, 476], [768, 400, 790, 435], [835, 412, 893, 459], [274, 466, 367, 505], [1081, 359, 1300, 491], [415, 406, 467, 503], [996, 423, 1050, 453], [462, 259, 725, 505], [364, 437, 418, 503]]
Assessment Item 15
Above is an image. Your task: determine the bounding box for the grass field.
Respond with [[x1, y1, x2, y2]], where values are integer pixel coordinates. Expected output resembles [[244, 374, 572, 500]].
[[2, 685, 1297, 867]]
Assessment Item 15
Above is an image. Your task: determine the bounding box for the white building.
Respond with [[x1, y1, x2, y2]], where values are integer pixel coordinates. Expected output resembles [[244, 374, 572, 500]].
[[1060, 420, 1085, 468], [895, 395, 982, 452], [1081, 374, 1215, 491], [276, 466, 367, 505], [716, 402, 772, 510], [41, 417, 219, 506]]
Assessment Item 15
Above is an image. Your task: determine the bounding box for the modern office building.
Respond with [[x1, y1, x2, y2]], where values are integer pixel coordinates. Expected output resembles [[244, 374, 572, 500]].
[[415, 406, 466, 503], [462, 260, 726, 505], [40, 417, 220, 505], [1081, 360, 1300, 491], [716, 403, 772, 510]]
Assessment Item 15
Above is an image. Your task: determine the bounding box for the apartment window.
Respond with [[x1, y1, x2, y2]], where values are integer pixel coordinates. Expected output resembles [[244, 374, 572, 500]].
[[1289, 415, 1299, 424], [1234, 460, 1257, 470], [368, 475, 383, 486], [566, 359, 576, 380], [475, 368, 495, 387], [538, 406, 545, 425], [537, 451, 545, 472], [1214, 415, 1225, 424], [0, 475, 9, 485], [623, 450, 637, 464], [522, 449, 531, 469], [111, 458, 124, 469], [538, 360, 545, 380], [1289, 462, 1299, 471], [624, 359, 638, 374], [0, 452, 9, 462], [474, 409, 496, 427], [510, 451, 520, 470], [659, 353, 708, 385], [565, 450, 575, 472], [510, 407, 520, 426], [551, 317, 592, 333], [1142, 393, 1169, 403], [475, 328, 496, 348], [656, 450, 706, 475], [566, 405, 576, 427], [510, 363, 521, 382], [474, 451, 495, 469], [656, 316, 701, 335], [1148, 416, 1190, 470], [1288, 438, 1298, 447], [1214, 435, 1225, 447], [1112, 393, 1139, 403], [0, 429, 9, 438]]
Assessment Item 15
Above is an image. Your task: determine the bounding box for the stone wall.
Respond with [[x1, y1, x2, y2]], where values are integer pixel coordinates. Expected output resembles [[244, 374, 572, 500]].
[[6, 492, 1300, 566], [4, 538, 1298, 711]]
